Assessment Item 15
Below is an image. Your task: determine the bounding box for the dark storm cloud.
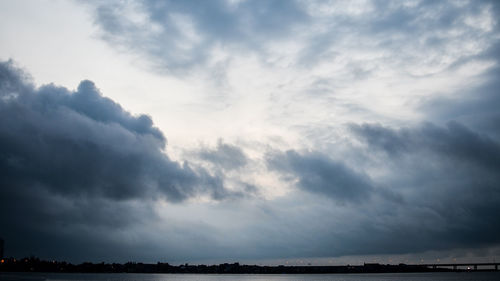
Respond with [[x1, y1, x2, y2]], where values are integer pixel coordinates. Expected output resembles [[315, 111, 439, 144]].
[[0, 60, 231, 202], [89, 0, 309, 73], [344, 121, 500, 253], [0, 60, 237, 259], [258, 118, 500, 257], [351, 121, 500, 170], [198, 139, 248, 171], [266, 150, 374, 203]]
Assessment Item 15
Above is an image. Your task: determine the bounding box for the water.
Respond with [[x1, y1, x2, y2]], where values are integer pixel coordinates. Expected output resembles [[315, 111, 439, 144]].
[[1, 272, 499, 281]]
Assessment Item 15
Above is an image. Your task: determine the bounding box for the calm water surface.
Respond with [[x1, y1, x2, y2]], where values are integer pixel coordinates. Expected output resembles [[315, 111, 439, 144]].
[[1, 272, 500, 281]]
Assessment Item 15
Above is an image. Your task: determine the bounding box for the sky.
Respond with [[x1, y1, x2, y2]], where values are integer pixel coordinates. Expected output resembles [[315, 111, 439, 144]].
[[1, 0, 500, 265]]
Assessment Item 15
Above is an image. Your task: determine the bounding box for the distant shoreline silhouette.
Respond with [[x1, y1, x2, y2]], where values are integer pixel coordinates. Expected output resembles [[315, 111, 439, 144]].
[[1, 257, 499, 274]]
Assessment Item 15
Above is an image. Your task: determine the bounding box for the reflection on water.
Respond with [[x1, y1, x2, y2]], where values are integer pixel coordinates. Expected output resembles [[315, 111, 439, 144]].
[[1, 272, 500, 281]]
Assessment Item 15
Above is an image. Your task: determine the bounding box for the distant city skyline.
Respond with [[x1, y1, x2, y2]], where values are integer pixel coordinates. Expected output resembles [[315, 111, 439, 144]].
[[1, 0, 500, 264]]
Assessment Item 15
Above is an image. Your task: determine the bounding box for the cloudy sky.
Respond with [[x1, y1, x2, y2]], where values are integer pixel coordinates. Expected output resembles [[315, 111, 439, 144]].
[[1, 0, 500, 265]]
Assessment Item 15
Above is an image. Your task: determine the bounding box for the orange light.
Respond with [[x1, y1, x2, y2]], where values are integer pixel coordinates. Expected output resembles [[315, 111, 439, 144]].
[[1, 259, 4, 264]]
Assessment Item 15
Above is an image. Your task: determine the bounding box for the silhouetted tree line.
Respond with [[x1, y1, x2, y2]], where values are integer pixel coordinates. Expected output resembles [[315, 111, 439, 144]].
[[0, 257, 460, 274]]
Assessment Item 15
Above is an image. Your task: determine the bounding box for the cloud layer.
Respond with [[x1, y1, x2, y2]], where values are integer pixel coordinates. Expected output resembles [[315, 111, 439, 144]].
[[1, 0, 500, 264]]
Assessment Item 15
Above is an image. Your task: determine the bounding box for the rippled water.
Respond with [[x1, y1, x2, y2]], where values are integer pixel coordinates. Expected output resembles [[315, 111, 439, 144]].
[[1, 272, 500, 281]]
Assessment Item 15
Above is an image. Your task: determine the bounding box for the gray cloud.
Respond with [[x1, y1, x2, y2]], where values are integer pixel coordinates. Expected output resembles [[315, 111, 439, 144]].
[[198, 139, 248, 171], [413, 1, 500, 132], [267, 150, 374, 203], [421, 63, 500, 138], [351, 121, 500, 170], [346, 121, 500, 252], [0, 60, 232, 202], [86, 0, 500, 79], [0, 60, 238, 259], [258, 119, 500, 257], [89, 0, 309, 74]]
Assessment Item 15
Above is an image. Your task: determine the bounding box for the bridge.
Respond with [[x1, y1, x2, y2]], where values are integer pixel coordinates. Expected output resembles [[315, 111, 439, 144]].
[[418, 262, 499, 271]]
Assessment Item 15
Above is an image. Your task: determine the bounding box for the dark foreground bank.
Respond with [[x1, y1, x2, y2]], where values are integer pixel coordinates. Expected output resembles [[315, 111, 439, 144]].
[[2, 272, 500, 281]]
